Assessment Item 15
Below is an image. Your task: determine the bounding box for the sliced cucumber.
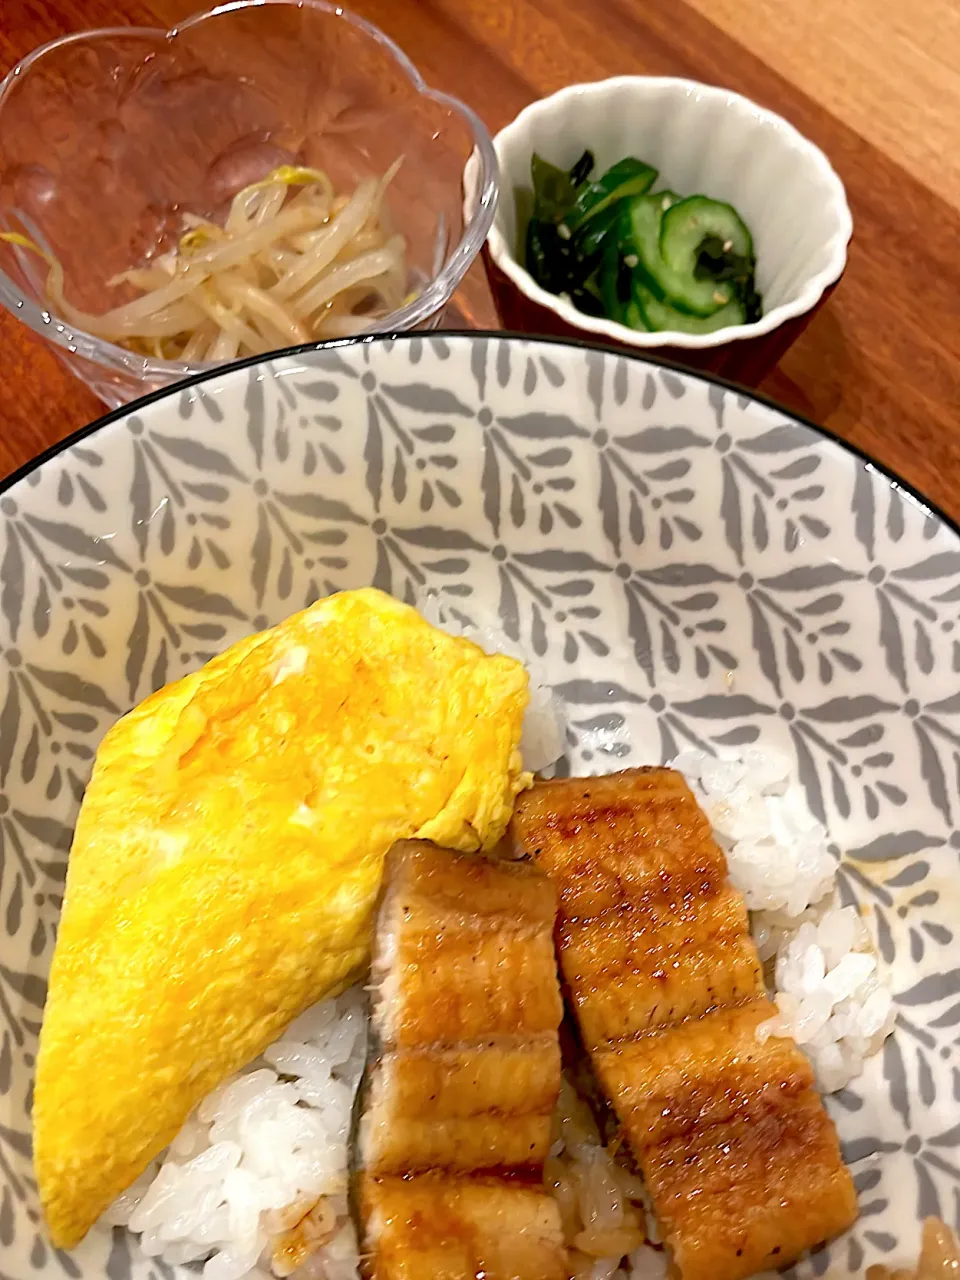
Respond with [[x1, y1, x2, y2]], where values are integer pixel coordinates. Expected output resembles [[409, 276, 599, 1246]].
[[660, 195, 753, 268], [619, 194, 668, 290], [622, 297, 649, 330], [653, 190, 682, 211], [623, 194, 736, 316], [632, 277, 746, 334], [519, 149, 761, 330], [599, 236, 623, 323], [563, 158, 658, 234], [577, 203, 622, 258]]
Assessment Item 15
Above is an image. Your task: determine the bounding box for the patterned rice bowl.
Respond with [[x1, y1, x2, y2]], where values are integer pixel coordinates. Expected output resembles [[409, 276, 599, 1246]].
[[1, 333, 958, 1280]]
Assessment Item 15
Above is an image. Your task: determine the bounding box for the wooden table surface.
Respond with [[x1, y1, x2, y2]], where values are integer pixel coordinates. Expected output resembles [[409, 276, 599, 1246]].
[[2, 0, 959, 516]]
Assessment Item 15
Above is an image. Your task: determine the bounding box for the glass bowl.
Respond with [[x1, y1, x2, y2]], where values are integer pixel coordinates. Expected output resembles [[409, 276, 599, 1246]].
[[0, 0, 498, 408]]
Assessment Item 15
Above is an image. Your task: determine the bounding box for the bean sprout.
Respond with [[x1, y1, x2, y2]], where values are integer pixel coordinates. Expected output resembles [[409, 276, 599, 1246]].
[[0, 161, 410, 362]]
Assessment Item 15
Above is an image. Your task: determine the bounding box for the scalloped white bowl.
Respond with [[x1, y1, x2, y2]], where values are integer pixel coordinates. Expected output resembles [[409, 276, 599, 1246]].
[[481, 77, 852, 358]]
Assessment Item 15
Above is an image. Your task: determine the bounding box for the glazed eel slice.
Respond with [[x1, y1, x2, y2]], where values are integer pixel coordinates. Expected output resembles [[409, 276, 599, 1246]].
[[353, 839, 567, 1280], [511, 767, 858, 1280], [357, 1176, 566, 1280]]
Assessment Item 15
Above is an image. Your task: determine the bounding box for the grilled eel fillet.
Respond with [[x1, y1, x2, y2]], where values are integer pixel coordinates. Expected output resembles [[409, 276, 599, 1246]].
[[511, 768, 858, 1280], [354, 839, 567, 1280]]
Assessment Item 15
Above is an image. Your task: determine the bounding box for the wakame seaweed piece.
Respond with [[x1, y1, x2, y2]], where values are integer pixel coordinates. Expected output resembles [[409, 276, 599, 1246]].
[[598, 236, 625, 324], [530, 151, 593, 222], [530, 154, 580, 222], [526, 217, 596, 296], [695, 235, 754, 284], [569, 150, 596, 188], [563, 158, 659, 235], [694, 235, 763, 321], [742, 280, 764, 323], [631, 276, 746, 334], [526, 218, 564, 291], [622, 193, 735, 316], [525, 218, 604, 316], [597, 228, 649, 330], [569, 273, 607, 317]]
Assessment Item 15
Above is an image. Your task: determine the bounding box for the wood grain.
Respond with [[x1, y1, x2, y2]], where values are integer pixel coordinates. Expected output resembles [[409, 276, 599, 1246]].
[[1, 0, 958, 522], [685, 0, 960, 210]]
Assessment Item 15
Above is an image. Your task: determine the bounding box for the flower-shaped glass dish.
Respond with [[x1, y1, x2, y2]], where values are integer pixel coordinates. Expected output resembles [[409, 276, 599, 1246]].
[[0, 0, 498, 408]]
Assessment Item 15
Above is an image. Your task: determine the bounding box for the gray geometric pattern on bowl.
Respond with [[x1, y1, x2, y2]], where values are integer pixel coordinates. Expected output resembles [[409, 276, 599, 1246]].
[[0, 334, 958, 1280]]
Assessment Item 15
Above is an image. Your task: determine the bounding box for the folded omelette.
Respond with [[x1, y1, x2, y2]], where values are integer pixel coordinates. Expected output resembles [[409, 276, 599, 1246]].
[[34, 588, 530, 1249]]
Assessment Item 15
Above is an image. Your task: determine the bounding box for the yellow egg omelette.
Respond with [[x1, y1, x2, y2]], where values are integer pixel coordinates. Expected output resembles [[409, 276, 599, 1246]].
[[34, 587, 531, 1249]]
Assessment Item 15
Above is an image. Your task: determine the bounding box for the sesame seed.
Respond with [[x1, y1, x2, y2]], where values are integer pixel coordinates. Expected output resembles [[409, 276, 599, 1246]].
[[723, 239, 734, 252], [557, 222, 571, 240], [623, 253, 639, 268]]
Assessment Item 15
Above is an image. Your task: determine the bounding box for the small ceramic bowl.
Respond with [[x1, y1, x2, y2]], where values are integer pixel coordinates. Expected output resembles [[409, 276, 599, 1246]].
[[473, 77, 852, 385]]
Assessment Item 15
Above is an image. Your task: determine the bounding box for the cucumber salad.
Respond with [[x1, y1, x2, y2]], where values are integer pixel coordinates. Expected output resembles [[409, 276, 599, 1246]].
[[518, 150, 762, 334]]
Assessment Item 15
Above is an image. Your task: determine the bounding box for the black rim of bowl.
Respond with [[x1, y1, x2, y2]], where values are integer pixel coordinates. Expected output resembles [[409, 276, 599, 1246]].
[[3, 331, 956, 548]]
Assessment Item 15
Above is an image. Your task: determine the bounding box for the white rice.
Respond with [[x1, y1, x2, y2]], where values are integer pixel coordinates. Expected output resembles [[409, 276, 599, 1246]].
[[548, 1077, 668, 1280], [671, 748, 837, 919], [672, 747, 896, 1093], [101, 611, 895, 1280], [103, 988, 367, 1280], [758, 909, 896, 1092]]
